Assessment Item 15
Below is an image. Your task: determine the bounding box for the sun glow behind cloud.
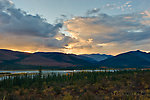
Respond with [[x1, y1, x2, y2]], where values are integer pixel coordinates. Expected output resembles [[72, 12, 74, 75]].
[[0, 0, 150, 55]]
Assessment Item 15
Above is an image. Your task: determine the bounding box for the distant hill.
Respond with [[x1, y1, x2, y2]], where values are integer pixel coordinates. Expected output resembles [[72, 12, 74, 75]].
[[0, 49, 94, 70], [18, 52, 92, 67], [0, 49, 30, 61], [99, 50, 150, 68], [80, 54, 113, 62]]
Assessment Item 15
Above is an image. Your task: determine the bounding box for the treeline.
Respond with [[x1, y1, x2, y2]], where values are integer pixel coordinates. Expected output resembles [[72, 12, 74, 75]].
[[0, 70, 150, 100]]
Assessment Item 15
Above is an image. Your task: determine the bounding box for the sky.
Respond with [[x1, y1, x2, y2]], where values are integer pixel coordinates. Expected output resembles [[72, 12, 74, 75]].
[[0, 0, 150, 55]]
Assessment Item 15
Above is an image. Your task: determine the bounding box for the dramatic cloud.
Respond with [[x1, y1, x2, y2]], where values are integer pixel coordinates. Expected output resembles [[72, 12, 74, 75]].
[[0, 0, 150, 55], [0, 0, 75, 52], [0, 0, 63, 37], [64, 12, 150, 55]]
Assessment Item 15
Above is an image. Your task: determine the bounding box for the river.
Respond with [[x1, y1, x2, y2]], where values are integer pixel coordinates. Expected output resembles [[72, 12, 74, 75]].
[[0, 70, 118, 80]]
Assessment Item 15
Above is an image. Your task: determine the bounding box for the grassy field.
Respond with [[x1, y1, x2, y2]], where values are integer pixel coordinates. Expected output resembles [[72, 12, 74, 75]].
[[0, 70, 150, 100]]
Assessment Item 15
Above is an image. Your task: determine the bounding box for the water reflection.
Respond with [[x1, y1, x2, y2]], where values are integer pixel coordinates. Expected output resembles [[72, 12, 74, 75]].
[[0, 70, 118, 80]]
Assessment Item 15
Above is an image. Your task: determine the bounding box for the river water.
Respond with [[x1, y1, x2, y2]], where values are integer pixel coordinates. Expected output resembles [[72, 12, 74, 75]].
[[0, 70, 118, 80], [0, 69, 117, 74]]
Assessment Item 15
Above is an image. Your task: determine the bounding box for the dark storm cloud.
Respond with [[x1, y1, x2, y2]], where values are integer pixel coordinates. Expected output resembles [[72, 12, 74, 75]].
[[90, 13, 150, 43], [108, 28, 150, 43], [0, 0, 62, 37], [95, 13, 150, 43]]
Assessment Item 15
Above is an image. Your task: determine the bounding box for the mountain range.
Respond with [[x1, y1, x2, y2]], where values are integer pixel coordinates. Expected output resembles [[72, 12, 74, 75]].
[[99, 50, 150, 68], [0, 49, 150, 70], [0, 49, 94, 70]]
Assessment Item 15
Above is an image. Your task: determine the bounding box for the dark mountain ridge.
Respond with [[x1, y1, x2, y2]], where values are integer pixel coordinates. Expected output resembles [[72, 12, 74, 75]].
[[0, 49, 150, 69], [99, 50, 150, 68], [0, 49, 95, 70]]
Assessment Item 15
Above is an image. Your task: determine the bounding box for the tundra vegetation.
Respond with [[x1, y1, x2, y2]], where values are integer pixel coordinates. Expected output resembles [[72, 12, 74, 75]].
[[0, 70, 150, 100]]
